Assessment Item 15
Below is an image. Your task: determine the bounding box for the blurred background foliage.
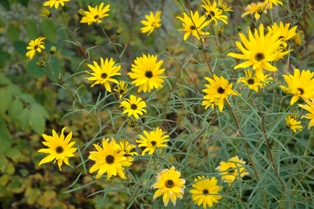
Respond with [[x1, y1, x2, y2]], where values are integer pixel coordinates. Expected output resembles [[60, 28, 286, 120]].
[[0, 0, 314, 208]]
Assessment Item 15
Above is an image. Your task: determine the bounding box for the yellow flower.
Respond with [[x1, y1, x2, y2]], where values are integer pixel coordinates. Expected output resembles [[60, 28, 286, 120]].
[[136, 127, 169, 156], [80, 2, 110, 25], [128, 54, 166, 93], [202, 75, 238, 112], [140, 11, 162, 35], [280, 68, 314, 105], [237, 70, 272, 92], [267, 22, 297, 48], [26, 37, 46, 59], [241, 2, 269, 21], [114, 81, 128, 98], [86, 58, 121, 92], [286, 116, 302, 133], [120, 95, 147, 119], [228, 24, 289, 79], [299, 99, 314, 129], [292, 31, 303, 46], [217, 0, 233, 13], [264, 0, 283, 9], [201, 0, 229, 25], [89, 138, 129, 179], [177, 10, 210, 41], [216, 156, 249, 184], [43, 0, 70, 9], [190, 176, 222, 208], [38, 127, 77, 171], [117, 140, 138, 165], [153, 166, 186, 207], [41, 7, 51, 17]]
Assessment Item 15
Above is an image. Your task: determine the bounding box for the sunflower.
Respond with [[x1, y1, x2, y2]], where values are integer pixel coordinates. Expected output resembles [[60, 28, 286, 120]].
[[237, 70, 272, 92], [43, 0, 69, 8], [202, 75, 238, 112], [177, 10, 210, 41], [286, 116, 302, 133], [265, 0, 283, 9], [136, 127, 169, 155], [267, 22, 297, 47], [190, 176, 222, 209], [114, 81, 128, 98], [153, 166, 186, 207], [241, 2, 269, 21], [89, 138, 130, 179], [86, 58, 121, 92], [117, 140, 138, 165], [227, 24, 289, 79], [299, 99, 314, 129], [128, 54, 166, 93], [120, 95, 147, 119], [38, 127, 77, 171], [140, 11, 162, 35], [201, 0, 229, 25], [80, 2, 110, 25], [280, 68, 314, 105], [26, 37, 46, 59], [216, 156, 249, 184]]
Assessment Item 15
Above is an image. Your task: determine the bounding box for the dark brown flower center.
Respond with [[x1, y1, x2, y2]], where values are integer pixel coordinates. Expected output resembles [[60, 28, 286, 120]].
[[297, 88, 304, 95], [119, 89, 125, 94], [255, 53, 265, 61], [165, 179, 174, 188], [145, 71, 153, 78], [101, 73, 108, 79], [151, 141, 157, 147], [34, 45, 39, 50], [94, 15, 99, 20], [217, 87, 225, 94], [227, 167, 235, 174], [247, 79, 254, 85], [106, 155, 114, 164], [210, 11, 215, 17], [131, 104, 137, 110], [56, 146, 64, 154], [203, 189, 209, 195], [190, 25, 196, 30]]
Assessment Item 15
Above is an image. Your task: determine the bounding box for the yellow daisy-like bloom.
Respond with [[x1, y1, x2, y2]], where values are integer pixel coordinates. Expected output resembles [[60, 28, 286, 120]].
[[128, 54, 166, 93], [140, 11, 162, 35], [43, 0, 69, 9], [136, 127, 169, 156], [153, 166, 186, 207], [89, 138, 130, 179], [201, 0, 229, 25], [227, 24, 289, 79], [217, 0, 233, 13], [267, 22, 297, 47], [237, 70, 272, 92], [190, 176, 222, 209], [292, 31, 303, 46], [299, 99, 314, 129], [202, 75, 238, 112], [41, 7, 51, 17], [241, 2, 269, 21], [216, 156, 249, 184], [280, 69, 314, 105], [38, 127, 77, 171], [286, 116, 302, 133], [114, 81, 128, 98], [80, 2, 110, 25], [120, 95, 147, 119], [26, 37, 46, 59], [117, 140, 138, 165], [265, 0, 283, 9], [177, 10, 210, 41], [86, 58, 121, 92]]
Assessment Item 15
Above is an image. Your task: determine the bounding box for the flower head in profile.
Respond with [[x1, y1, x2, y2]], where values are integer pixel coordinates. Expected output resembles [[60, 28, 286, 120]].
[[26, 37, 46, 59], [117, 140, 138, 165], [80, 2, 110, 25], [153, 166, 186, 207], [136, 127, 169, 155], [89, 138, 129, 179], [265, 0, 283, 9], [202, 75, 238, 112], [86, 58, 121, 92], [280, 69, 314, 105], [38, 127, 77, 171], [190, 176, 222, 208], [228, 24, 289, 79], [120, 95, 147, 119], [299, 99, 314, 129], [217, 0, 233, 13], [41, 7, 51, 17], [128, 54, 166, 93], [114, 81, 128, 98], [237, 70, 272, 92], [140, 11, 162, 35], [201, 0, 229, 25], [267, 22, 297, 47], [241, 2, 269, 21], [43, 0, 69, 9], [177, 10, 210, 41], [216, 156, 249, 184], [286, 115, 302, 133]]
